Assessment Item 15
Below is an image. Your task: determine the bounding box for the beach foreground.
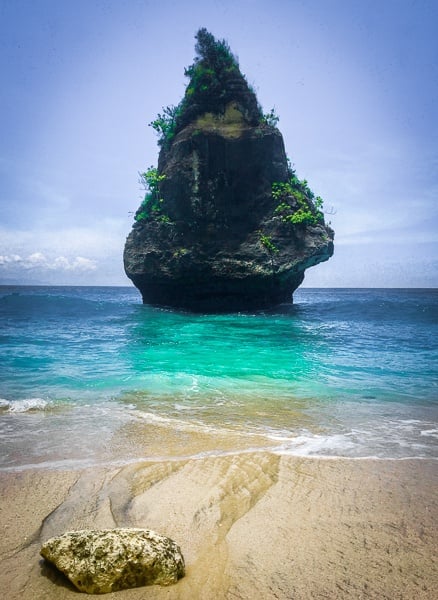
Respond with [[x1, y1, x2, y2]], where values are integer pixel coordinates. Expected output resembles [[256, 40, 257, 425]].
[[0, 454, 436, 599]]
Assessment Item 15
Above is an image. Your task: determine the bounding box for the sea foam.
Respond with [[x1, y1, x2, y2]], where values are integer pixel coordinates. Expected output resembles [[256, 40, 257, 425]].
[[0, 398, 49, 413]]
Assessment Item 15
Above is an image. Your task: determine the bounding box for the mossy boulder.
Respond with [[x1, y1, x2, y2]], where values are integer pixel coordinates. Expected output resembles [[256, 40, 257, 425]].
[[40, 528, 185, 594]]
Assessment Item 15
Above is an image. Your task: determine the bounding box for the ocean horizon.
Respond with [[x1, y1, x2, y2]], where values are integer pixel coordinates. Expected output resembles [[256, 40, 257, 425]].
[[0, 285, 437, 470]]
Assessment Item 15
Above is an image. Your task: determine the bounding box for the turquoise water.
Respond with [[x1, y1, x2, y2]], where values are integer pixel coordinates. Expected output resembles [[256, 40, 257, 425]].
[[0, 286, 437, 469]]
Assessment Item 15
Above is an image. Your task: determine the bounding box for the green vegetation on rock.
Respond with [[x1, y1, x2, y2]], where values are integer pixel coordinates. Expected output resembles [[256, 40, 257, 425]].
[[259, 232, 279, 254], [134, 167, 167, 222], [149, 106, 180, 149], [149, 28, 264, 149], [272, 174, 324, 226], [261, 107, 280, 127]]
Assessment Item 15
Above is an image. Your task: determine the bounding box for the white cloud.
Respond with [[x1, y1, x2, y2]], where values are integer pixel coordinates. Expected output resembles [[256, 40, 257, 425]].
[[67, 256, 97, 271], [0, 254, 22, 265], [26, 252, 47, 267], [46, 255, 97, 272], [52, 255, 70, 269], [0, 218, 129, 256], [0, 252, 96, 272], [0, 219, 130, 284]]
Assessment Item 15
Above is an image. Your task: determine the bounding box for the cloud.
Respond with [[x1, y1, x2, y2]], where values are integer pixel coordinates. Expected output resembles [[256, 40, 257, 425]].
[[0, 218, 129, 256], [0, 220, 130, 284], [0, 252, 96, 272], [0, 254, 22, 265], [67, 256, 97, 271]]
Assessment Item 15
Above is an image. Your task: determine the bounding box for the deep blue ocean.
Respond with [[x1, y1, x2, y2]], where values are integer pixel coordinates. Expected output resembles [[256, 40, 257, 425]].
[[0, 286, 437, 470]]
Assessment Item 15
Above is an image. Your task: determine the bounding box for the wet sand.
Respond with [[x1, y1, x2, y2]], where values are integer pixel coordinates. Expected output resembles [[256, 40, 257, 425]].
[[0, 454, 436, 599]]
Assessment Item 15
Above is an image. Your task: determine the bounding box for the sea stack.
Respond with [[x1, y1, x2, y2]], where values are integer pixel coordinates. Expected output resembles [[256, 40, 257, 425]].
[[124, 28, 334, 311]]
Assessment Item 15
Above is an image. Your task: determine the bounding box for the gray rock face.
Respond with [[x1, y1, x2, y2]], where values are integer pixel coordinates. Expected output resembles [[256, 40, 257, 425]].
[[124, 106, 334, 311], [124, 30, 334, 311], [40, 528, 185, 594]]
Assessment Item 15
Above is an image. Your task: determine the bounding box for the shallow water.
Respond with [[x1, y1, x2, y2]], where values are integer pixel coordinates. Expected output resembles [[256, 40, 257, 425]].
[[0, 286, 437, 469]]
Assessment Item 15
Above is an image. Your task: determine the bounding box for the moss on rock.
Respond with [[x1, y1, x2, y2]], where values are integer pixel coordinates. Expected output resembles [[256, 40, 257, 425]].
[[40, 528, 185, 594]]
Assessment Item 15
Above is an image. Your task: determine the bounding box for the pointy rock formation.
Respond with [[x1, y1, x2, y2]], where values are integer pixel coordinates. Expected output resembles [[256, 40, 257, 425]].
[[124, 29, 334, 311]]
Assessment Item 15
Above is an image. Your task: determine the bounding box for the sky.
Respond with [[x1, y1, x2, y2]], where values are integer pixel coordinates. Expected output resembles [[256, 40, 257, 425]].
[[0, 0, 437, 287]]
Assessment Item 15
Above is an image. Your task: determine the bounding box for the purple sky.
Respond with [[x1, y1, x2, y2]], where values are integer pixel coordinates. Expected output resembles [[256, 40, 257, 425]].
[[1, 0, 437, 286]]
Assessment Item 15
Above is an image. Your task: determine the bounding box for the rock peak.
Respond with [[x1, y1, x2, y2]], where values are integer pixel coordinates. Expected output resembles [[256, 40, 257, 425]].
[[173, 28, 262, 134], [124, 29, 334, 311]]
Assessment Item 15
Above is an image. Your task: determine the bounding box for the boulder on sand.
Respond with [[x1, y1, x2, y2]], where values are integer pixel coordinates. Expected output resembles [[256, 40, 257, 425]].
[[40, 528, 185, 594]]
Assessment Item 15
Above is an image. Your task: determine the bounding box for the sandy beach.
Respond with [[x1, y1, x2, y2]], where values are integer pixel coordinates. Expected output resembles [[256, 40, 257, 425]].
[[0, 453, 436, 599]]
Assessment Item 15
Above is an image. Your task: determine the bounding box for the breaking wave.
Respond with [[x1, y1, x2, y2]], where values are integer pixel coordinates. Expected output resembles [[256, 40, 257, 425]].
[[0, 397, 50, 413]]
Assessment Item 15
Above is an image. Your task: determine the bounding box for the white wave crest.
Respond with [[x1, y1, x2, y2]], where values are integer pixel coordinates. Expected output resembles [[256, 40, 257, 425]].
[[272, 433, 357, 457], [0, 398, 49, 413], [420, 428, 438, 438]]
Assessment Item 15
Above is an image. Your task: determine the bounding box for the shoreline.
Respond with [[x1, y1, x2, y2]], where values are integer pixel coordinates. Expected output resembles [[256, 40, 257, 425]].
[[1, 451, 437, 475], [2, 398, 436, 473], [1, 453, 436, 599]]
